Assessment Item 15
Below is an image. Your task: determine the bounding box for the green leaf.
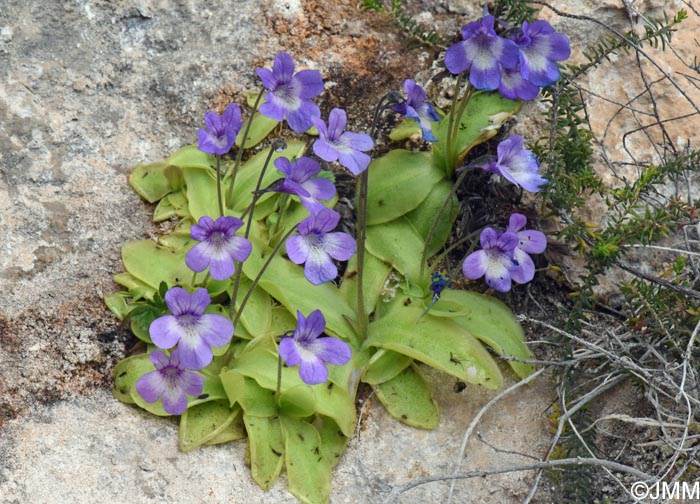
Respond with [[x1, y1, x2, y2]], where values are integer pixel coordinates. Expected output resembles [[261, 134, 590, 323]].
[[366, 298, 503, 388], [362, 349, 412, 385], [183, 167, 219, 220], [113, 272, 155, 300], [374, 364, 439, 429], [317, 416, 348, 468], [230, 276, 273, 338], [128, 162, 181, 203], [339, 253, 392, 317], [436, 290, 535, 378], [230, 341, 356, 436], [433, 92, 520, 173], [112, 353, 153, 404], [244, 415, 285, 491], [166, 145, 213, 170], [242, 239, 356, 344], [179, 400, 243, 452], [366, 218, 426, 285], [153, 190, 189, 222], [187, 373, 229, 407], [204, 413, 246, 446], [104, 292, 130, 320], [121, 240, 192, 290], [405, 179, 459, 258], [281, 416, 332, 504], [388, 117, 422, 141], [236, 112, 279, 149], [220, 369, 278, 417], [279, 385, 316, 418], [366, 150, 443, 225]]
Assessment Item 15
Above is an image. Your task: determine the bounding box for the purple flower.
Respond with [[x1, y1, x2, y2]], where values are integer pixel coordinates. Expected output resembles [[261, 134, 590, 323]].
[[505, 213, 547, 284], [136, 349, 205, 415], [185, 216, 253, 280], [391, 79, 440, 142], [497, 64, 540, 101], [278, 309, 351, 385], [269, 156, 336, 214], [444, 15, 519, 90], [462, 228, 520, 292], [480, 135, 547, 192], [256, 52, 324, 133], [197, 103, 244, 155], [286, 208, 356, 285], [149, 287, 234, 370], [312, 108, 374, 176], [511, 20, 571, 87]]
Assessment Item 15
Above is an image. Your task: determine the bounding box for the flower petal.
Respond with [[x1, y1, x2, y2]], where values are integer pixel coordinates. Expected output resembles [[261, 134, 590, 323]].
[[517, 230, 547, 254], [462, 250, 488, 280], [300, 309, 326, 340], [301, 177, 335, 201], [507, 213, 527, 233], [342, 132, 374, 152], [259, 99, 287, 122], [185, 242, 212, 273], [190, 288, 212, 315], [208, 256, 236, 280], [445, 40, 470, 74], [136, 370, 166, 403], [294, 69, 324, 99], [279, 337, 302, 366], [199, 313, 235, 348], [273, 52, 295, 83], [338, 149, 371, 176], [256, 67, 277, 90], [286, 235, 310, 264], [312, 138, 340, 163], [304, 249, 337, 285], [298, 355, 329, 385], [285, 101, 320, 133], [177, 336, 214, 371], [313, 337, 351, 366], [149, 349, 170, 369], [321, 232, 355, 261], [161, 385, 188, 415], [149, 315, 183, 349], [510, 249, 535, 284], [326, 108, 347, 140], [180, 371, 205, 397]]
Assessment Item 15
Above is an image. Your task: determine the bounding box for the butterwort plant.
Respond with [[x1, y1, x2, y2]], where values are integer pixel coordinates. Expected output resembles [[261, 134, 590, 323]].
[[109, 11, 567, 501]]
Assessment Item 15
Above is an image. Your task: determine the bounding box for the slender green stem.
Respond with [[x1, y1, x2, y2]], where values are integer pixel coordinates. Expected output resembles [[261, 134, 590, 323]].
[[215, 155, 224, 217], [355, 170, 369, 341], [354, 93, 397, 341], [271, 193, 290, 237], [419, 167, 472, 280], [230, 139, 287, 320], [240, 139, 287, 225], [428, 226, 484, 273], [445, 74, 464, 176], [233, 226, 296, 327], [226, 88, 265, 208], [446, 81, 474, 178], [191, 271, 197, 288]]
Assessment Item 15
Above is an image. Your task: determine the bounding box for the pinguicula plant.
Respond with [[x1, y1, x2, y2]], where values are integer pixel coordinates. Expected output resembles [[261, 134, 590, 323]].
[[106, 9, 569, 503]]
